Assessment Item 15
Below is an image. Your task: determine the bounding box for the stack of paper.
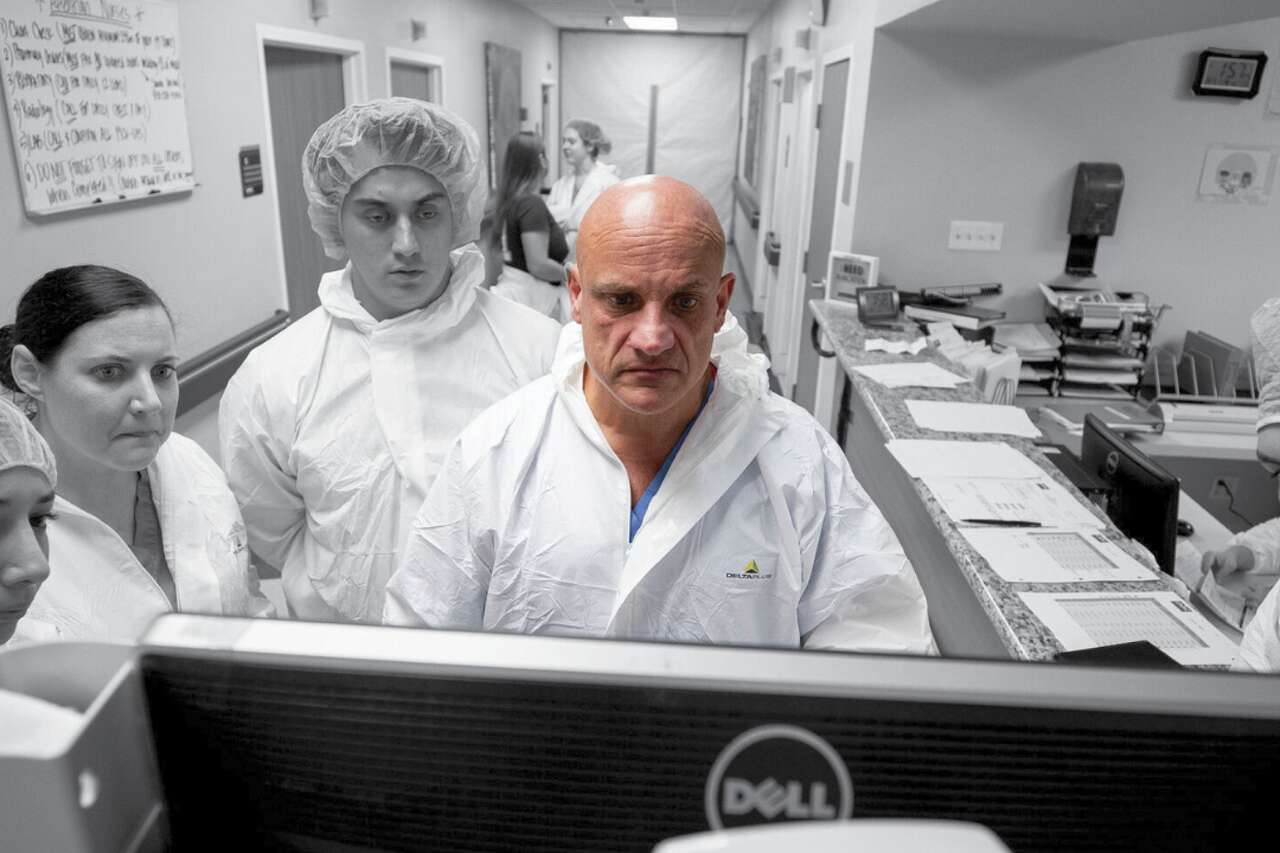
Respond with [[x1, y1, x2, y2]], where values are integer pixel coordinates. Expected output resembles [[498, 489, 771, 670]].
[[885, 439, 1045, 480], [865, 337, 927, 355], [904, 400, 1042, 438], [851, 362, 968, 389], [1018, 591, 1239, 667], [994, 323, 1060, 361]]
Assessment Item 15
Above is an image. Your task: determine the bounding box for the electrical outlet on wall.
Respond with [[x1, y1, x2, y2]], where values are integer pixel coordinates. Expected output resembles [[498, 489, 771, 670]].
[[948, 220, 1004, 251], [1209, 476, 1240, 502]]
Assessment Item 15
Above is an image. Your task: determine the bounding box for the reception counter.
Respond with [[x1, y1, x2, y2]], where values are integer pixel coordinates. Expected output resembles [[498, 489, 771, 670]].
[[809, 299, 1190, 660]]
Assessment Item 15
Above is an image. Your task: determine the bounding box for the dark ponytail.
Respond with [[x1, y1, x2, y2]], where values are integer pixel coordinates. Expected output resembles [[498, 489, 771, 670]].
[[1, 265, 170, 394]]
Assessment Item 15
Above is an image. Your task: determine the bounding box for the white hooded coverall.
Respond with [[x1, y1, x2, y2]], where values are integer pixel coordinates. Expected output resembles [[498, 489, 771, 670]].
[[385, 316, 936, 653], [546, 160, 621, 259], [220, 246, 560, 623], [14, 433, 274, 643], [1234, 297, 1280, 671]]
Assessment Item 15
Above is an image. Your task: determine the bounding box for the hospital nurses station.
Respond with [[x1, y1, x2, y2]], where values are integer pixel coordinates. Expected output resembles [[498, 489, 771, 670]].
[[0, 0, 1278, 850]]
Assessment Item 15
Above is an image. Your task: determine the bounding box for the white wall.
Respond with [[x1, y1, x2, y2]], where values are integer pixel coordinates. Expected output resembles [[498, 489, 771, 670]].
[[855, 17, 1280, 349], [0, 0, 558, 358]]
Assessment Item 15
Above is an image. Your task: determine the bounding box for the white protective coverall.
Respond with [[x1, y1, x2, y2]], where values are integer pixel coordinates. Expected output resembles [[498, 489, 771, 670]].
[[385, 315, 937, 653], [546, 160, 620, 259], [1233, 297, 1280, 671], [220, 246, 560, 623], [13, 433, 274, 643]]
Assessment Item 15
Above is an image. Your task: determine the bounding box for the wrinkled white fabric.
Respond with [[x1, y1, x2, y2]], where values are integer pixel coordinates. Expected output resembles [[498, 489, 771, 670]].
[[492, 264, 568, 322], [220, 245, 560, 623], [1251, 298, 1280, 429], [546, 161, 620, 259], [12, 434, 273, 644], [0, 400, 55, 484], [386, 314, 936, 654], [303, 98, 487, 258], [1238, 568, 1280, 672]]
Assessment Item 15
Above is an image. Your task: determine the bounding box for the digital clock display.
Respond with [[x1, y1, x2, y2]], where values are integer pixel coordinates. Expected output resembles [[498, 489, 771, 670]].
[[1202, 55, 1257, 91]]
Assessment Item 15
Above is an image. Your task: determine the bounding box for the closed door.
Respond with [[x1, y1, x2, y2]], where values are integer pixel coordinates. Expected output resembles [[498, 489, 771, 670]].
[[793, 58, 849, 411], [390, 61, 438, 103], [768, 69, 814, 396], [265, 46, 346, 319]]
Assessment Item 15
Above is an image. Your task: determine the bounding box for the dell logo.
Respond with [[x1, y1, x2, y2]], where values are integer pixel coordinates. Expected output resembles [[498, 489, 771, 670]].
[[705, 725, 853, 831], [722, 777, 838, 820]]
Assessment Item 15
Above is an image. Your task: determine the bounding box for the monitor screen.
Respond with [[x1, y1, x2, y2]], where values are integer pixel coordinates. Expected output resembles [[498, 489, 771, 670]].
[[137, 615, 1279, 853], [1081, 414, 1180, 573]]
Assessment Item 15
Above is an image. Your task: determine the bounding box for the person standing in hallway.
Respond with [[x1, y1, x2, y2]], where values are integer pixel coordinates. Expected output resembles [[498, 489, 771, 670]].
[[1203, 297, 1280, 671], [4, 266, 273, 643], [546, 119, 620, 260], [220, 99, 561, 624], [0, 401, 56, 646], [489, 131, 570, 320], [386, 176, 935, 654]]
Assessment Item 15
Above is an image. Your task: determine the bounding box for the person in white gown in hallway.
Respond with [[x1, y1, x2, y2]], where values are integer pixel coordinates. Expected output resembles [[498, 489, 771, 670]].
[[1203, 297, 1280, 671], [5, 265, 273, 643], [0, 401, 56, 646], [386, 176, 936, 654], [546, 119, 620, 261], [220, 98, 561, 624]]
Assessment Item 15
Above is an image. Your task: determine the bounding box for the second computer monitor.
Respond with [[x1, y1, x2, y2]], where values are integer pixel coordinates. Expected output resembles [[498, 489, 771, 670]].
[[1081, 413, 1180, 573]]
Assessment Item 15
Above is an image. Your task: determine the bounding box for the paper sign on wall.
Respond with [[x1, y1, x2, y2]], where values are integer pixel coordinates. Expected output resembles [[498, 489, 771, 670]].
[[1196, 144, 1277, 205], [0, 0, 196, 215]]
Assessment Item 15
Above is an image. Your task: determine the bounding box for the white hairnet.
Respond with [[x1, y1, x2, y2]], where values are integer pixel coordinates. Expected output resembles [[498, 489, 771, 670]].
[[0, 401, 55, 486], [1252, 298, 1280, 429], [302, 98, 487, 258]]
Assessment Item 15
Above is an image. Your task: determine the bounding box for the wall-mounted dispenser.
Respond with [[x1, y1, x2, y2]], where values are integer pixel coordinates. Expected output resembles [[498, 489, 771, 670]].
[[1065, 162, 1123, 278]]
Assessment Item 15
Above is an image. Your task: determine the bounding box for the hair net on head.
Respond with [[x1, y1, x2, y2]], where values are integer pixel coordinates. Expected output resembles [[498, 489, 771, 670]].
[[303, 98, 487, 258], [0, 401, 55, 487], [1252, 298, 1280, 429]]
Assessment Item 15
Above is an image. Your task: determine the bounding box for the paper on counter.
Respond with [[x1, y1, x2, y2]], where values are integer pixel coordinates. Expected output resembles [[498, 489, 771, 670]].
[[1018, 590, 1239, 667], [926, 476, 1104, 529], [865, 337, 927, 355], [962, 527, 1156, 583], [852, 362, 969, 389], [905, 400, 1042, 438], [886, 439, 1045, 480]]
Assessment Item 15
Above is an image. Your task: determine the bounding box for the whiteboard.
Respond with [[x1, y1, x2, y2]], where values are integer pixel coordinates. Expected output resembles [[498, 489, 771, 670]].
[[0, 0, 195, 215]]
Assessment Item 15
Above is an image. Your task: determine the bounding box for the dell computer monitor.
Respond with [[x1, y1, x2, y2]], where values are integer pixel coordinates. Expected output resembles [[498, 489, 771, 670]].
[[135, 615, 1279, 853], [1081, 413, 1179, 574]]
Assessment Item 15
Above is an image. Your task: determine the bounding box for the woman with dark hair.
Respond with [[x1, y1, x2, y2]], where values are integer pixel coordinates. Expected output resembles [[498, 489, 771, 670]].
[[4, 265, 273, 642], [489, 131, 569, 319], [547, 118, 620, 259]]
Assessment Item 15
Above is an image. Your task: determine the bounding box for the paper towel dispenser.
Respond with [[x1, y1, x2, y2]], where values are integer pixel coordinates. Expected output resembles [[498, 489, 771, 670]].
[[1065, 162, 1124, 278]]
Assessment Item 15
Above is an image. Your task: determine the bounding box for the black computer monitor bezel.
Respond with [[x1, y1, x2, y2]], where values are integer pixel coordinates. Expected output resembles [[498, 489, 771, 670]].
[[1080, 413, 1180, 573]]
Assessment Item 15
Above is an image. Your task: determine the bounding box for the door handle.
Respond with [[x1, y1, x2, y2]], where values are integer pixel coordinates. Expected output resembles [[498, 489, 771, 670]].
[[763, 231, 782, 267], [811, 318, 836, 358]]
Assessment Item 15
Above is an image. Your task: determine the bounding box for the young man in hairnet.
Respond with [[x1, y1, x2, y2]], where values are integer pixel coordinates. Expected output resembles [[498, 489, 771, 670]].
[[1203, 298, 1280, 671], [385, 177, 936, 654], [220, 99, 561, 623]]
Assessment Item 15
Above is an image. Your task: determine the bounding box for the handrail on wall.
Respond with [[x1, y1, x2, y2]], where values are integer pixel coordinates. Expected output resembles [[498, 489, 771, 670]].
[[177, 310, 291, 416], [734, 177, 760, 230]]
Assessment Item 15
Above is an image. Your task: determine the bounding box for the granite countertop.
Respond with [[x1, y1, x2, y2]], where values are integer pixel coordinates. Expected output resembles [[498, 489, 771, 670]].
[[811, 299, 1183, 661]]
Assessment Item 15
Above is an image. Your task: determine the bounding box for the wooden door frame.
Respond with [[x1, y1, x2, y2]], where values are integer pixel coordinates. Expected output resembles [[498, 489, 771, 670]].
[[255, 25, 367, 313], [385, 47, 447, 105]]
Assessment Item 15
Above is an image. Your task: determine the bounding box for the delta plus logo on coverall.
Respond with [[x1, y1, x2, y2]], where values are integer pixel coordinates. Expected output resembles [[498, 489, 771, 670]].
[[704, 724, 853, 830]]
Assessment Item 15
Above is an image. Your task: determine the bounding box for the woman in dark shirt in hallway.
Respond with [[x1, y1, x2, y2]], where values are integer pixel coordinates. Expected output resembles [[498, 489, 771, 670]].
[[489, 132, 569, 320]]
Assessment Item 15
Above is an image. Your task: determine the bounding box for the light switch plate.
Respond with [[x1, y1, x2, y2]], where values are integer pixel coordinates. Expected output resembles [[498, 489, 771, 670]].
[[948, 220, 1004, 251]]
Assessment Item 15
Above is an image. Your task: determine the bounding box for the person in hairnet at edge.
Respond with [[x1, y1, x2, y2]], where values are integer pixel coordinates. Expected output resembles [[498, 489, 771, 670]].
[[1202, 298, 1280, 671], [220, 99, 561, 623]]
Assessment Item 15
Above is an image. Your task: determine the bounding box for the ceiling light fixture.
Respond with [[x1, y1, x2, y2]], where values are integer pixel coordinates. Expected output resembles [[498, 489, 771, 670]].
[[623, 15, 678, 31]]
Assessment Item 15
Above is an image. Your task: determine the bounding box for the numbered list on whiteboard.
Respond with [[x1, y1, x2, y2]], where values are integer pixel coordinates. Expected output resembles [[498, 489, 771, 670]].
[[0, 0, 195, 214]]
